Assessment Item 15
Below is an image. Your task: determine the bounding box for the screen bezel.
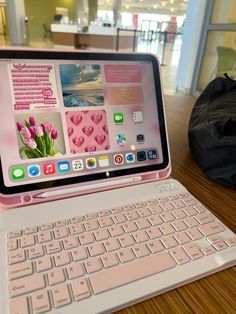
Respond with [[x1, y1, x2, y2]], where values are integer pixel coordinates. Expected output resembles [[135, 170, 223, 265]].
[[0, 49, 169, 195]]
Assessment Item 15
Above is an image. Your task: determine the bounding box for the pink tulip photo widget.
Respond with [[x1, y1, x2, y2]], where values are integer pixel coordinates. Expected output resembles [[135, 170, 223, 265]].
[[66, 109, 110, 154]]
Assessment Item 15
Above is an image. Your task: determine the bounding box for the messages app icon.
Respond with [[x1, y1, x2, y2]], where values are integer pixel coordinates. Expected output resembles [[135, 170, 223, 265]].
[[11, 166, 25, 180], [113, 112, 124, 124]]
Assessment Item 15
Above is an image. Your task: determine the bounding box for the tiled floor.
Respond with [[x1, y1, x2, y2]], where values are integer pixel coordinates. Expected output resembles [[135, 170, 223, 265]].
[[0, 34, 182, 95]]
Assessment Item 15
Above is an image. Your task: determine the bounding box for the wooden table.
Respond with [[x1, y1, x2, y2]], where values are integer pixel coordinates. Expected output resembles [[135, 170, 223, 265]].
[[116, 95, 236, 314]]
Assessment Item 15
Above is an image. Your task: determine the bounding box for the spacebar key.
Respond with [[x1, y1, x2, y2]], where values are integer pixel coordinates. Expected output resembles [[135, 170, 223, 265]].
[[90, 252, 176, 294]]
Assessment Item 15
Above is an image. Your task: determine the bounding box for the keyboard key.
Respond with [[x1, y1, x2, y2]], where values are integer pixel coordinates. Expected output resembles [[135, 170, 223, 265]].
[[36, 256, 52, 273], [186, 228, 203, 240], [31, 290, 51, 314], [125, 210, 139, 221], [71, 247, 88, 261], [8, 250, 26, 265], [123, 221, 138, 233], [102, 253, 119, 268], [148, 204, 163, 214], [159, 223, 175, 235], [54, 227, 69, 239], [133, 230, 149, 243], [24, 226, 38, 235], [10, 296, 28, 314], [104, 238, 120, 252], [213, 241, 228, 251], [88, 243, 105, 257], [69, 216, 84, 224], [69, 223, 84, 235], [174, 232, 191, 245], [112, 213, 127, 224], [147, 240, 164, 253], [171, 220, 187, 232], [146, 227, 162, 239], [119, 234, 136, 248], [108, 225, 124, 237], [225, 236, 236, 247], [170, 247, 190, 265], [84, 257, 102, 273], [48, 268, 65, 286], [85, 213, 98, 220], [137, 207, 151, 217], [90, 252, 176, 294], [171, 199, 185, 209], [7, 239, 18, 251], [9, 273, 45, 297], [66, 263, 84, 279], [183, 243, 203, 260], [45, 241, 61, 255], [79, 233, 95, 245], [117, 248, 135, 263], [135, 218, 151, 230], [54, 252, 71, 267], [160, 202, 175, 211], [62, 236, 79, 250], [84, 220, 99, 232], [161, 235, 178, 249], [201, 245, 216, 255], [196, 213, 214, 224], [55, 219, 69, 227], [8, 229, 22, 239], [94, 228, 110, 241], [40, 223, 54, 231], [198, 222, 225, 236], [51, 283, 71, 308], [98, 216, 113, 227], [133, 244, 150, 258], [37, 231, 52, 244], [8, 261, 33, 280], [20, 235, 35, 248], [71, 278, 91, 301]]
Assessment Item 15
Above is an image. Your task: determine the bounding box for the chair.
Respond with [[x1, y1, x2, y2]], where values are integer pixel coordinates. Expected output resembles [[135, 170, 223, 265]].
[[43, 24, 52, 39], [216, 46, 236, 78]]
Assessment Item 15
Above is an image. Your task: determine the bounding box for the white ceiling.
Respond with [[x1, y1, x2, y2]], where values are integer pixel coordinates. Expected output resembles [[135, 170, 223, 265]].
[[98, 0, 188, 15]]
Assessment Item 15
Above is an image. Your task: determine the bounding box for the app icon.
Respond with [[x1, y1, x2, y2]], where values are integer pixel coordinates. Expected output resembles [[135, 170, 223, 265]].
[[43, 162, 56, 175], [27, 165, 40, 177], [126, 152, 135, 163], [133, 111, 143, 123], [98, 156, 109, 167], [136, 134, 145, 143], [147, 149, 158, 160], [86, 158, 97, 169], [58, 161, 70, 173], [137, 151, 146, 161], [116, 134, 126, 146], [72, 159, 84, 171], [113, 112, 124, 124], [11, 166, 25, 180], [114, 154, 124, 165]]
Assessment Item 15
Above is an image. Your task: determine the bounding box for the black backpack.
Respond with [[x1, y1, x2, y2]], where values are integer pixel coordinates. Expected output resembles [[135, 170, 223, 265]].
[[188, 74, 236, 188]]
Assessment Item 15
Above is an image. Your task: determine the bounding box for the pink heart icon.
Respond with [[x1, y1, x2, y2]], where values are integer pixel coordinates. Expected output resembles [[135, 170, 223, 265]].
[[67, 127, 74, 137], [72, 136, 85, 147], [95, 134, 106, 145], [103, 125, 109, 134], [91, 114, 102, 124], [70, 114, 82, 126], [82, 125, 94, 137], [85, 145, 97, 152]]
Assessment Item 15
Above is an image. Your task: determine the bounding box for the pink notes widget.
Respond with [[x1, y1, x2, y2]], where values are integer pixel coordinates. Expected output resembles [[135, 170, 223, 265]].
[[104, 64, 142, 83], [105, 86, 144, 105], [66, 110, 110, 154], [8, 63, 59, 110]]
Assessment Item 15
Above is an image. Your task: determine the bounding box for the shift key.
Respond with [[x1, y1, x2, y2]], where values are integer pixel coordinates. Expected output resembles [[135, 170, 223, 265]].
[[90, 252, 176, 294], [9, 274, 45, 297]]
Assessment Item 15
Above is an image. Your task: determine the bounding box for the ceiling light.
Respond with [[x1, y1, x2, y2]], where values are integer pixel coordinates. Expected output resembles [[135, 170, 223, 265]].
[[170, 0, 174, 4], [170, 7, 175, 12], [154, 5, 157, 9]]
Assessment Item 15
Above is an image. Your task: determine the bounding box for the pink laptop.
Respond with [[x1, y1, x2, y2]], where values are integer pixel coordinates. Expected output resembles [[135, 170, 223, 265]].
[[0, 49, 235, 314]]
